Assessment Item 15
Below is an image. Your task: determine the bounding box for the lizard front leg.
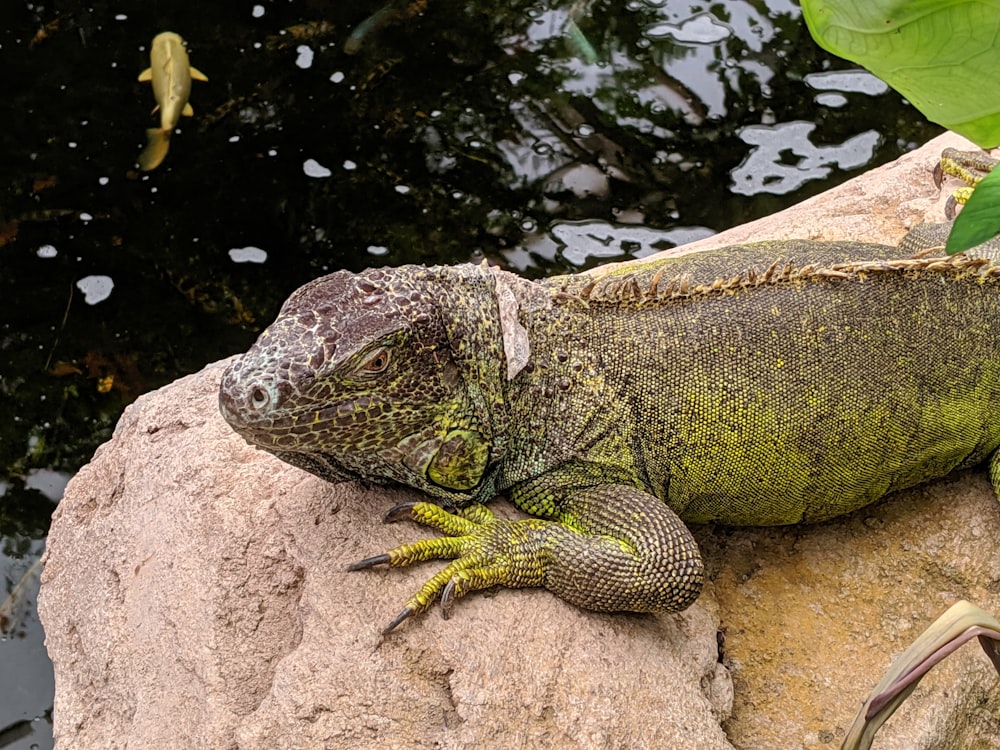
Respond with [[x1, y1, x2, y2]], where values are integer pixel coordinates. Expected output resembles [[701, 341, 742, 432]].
[[349, 484, 704, 633]]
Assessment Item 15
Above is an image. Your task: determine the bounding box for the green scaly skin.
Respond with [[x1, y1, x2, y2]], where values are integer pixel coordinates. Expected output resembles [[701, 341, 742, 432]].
[[219, 217, 1000, 633]]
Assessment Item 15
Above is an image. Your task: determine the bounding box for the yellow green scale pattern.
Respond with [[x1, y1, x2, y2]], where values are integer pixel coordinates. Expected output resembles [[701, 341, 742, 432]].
[[219, 225, 1000, 628]]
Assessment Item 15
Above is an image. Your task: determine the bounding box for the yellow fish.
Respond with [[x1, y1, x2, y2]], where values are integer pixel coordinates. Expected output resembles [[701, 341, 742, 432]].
[[137, 32, 208, 171]]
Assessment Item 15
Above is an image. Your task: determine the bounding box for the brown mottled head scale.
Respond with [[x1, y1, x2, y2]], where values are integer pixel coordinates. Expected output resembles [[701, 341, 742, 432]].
[[219, 263, 515, 503]]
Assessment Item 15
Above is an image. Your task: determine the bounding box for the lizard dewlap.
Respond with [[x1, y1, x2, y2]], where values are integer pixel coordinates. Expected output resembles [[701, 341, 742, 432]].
[[219, 222, 1000, 631]]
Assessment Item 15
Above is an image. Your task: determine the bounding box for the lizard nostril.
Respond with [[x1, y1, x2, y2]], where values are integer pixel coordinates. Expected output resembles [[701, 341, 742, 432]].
[[250, 386, 270, 410]]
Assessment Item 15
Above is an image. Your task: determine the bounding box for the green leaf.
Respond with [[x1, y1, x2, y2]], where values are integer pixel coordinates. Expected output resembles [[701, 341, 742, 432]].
[[801, 0, 1000, 148], [945, 164, 1000, 253]]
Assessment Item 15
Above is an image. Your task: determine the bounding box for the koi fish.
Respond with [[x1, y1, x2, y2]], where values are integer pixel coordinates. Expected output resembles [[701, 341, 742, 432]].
[[137, 32, 208, 171]]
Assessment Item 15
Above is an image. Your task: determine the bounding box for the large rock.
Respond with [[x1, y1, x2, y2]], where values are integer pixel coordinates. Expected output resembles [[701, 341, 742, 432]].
[[38, 360, 732, 749], [40, 131, 1000, 749]]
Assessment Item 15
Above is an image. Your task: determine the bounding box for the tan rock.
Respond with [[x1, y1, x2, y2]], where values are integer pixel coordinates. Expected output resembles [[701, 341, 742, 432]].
[[39, 131, 1000, 749], [652, 130, 971, 257], [38, 359, 732, 750]]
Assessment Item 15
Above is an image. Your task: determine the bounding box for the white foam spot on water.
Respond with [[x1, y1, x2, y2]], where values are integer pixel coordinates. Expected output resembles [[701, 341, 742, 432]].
[[76, 275, 114, 305], [303, 159, 331, 178], [295, 45, 314, 69], [804, 70, 889, 95], [644, 14, 731, 44], [229, 246, 268, 264]]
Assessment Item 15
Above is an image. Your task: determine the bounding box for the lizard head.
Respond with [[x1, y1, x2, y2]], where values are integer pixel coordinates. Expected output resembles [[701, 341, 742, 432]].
[[219, 263, 527, 501]]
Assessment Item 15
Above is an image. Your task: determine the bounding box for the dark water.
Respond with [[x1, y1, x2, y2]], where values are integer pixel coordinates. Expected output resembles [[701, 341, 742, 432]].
[[0, 1, 940, 746]]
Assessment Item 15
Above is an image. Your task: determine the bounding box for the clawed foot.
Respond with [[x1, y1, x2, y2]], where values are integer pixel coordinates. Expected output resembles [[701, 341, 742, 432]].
[[935, 148, 998, 218], [349, 485, 704, 634], [348, 502, 549, 634]]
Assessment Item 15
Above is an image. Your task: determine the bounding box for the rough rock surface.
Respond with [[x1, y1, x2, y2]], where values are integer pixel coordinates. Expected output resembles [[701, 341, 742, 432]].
[[40, 131, 1000, 749], [38, 361, 731, 750]]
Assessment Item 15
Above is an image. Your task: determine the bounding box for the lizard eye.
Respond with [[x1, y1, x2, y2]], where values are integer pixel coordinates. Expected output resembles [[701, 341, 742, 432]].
[[250, 386, 270, 409], [360, 347, 390, 374]]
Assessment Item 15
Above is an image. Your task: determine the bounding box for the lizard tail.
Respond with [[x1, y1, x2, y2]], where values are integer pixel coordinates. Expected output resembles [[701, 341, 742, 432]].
[[137, 128, 171, 171]]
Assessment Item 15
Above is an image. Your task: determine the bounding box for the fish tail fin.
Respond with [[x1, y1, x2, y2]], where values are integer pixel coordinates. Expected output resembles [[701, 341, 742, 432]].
[[137, 128, 171, 171]]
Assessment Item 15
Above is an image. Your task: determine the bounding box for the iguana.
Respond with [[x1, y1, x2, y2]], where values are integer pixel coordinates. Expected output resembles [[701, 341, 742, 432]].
[[219, 186, 1000, 634]]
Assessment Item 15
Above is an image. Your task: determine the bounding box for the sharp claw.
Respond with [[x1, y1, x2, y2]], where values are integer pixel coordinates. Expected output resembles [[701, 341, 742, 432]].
[[346, 553, 391, 571], [383, 502, 418, 523], [440, 579, 457, 620], [945, 194, 959, 220], [932, 161, 945, 189], [382, 606, 415, 635]]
